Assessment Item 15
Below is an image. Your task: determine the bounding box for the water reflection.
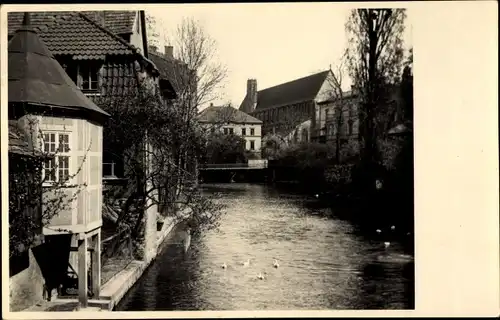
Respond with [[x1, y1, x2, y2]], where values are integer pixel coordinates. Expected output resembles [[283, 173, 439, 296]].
[[116, 183, 414, 311]]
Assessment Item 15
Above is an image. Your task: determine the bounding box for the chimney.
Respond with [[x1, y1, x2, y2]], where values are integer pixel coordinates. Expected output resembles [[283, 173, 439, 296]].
[[92, 11, 106, 26], [246, 79, 258, 112], [164, 46, 174, 59]]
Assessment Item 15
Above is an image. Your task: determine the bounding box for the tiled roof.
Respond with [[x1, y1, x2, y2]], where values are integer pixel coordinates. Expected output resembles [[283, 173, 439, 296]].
[[149, 51, 191, 94], [81, 11, 137, 34], [8, 11, 139, 58], [256, 70, 331, 110], [198, 106, 263, 124], [240, 70, 331, 112], [8, 13, 109, 117]]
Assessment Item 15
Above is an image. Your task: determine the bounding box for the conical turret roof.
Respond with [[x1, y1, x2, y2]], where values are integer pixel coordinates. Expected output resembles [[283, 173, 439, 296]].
[[8, 12, 109, 117]]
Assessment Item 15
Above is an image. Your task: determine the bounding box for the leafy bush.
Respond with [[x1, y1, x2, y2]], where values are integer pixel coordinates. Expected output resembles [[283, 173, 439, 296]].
[[202, 133, 248, 164]]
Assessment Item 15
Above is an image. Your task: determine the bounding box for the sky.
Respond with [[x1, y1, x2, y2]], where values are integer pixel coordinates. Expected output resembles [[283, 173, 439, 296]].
[[148, 3, 413, 109]]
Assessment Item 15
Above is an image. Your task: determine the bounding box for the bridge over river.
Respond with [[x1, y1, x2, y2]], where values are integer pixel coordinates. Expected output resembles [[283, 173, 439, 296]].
[[199, 160, 268, 171]]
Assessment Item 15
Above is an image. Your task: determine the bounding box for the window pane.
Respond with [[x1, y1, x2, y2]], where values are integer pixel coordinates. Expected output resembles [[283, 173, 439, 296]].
[[44, 159, 55, 181], [59, 156, 69, 169], [90, 80, 99, 90], [82, 79, 90, 90], [59, 134, 70, 152], [58, 156, 69, 181]]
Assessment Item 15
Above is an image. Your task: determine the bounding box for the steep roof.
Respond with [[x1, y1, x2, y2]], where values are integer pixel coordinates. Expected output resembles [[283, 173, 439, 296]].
[[8, 11, 139, 58], [8, 13, 109, 116], [81, 11, 137, 34], [254, 70, 331, 110], [149, 51, 192, 94], [198, 106, 263, 124]]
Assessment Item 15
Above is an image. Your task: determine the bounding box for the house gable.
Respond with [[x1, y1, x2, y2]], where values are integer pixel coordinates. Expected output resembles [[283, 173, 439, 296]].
[[314, 71, 336, 103], [129, 11, 146, 56]]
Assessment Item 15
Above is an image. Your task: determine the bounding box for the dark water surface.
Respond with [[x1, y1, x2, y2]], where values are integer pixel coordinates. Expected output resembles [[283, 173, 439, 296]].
[[115, 183, 414, 311]]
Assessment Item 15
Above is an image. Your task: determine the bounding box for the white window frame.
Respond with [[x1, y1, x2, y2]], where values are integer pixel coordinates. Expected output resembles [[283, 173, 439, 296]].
[[241, 128, 246, 136], [250, 128, 255, 136], [76, 62, 102, 93], [42, 131, 72, 185]]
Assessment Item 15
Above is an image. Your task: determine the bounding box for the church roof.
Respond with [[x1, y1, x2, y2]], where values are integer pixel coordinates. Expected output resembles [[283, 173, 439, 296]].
[[255, 70, 330, 110], [239, 70, 331, 113]]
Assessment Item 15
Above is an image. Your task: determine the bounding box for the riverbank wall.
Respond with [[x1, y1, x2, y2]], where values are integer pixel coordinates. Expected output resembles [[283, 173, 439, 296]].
[[94, 215, 178, 311], [78, 207, 190, 311]]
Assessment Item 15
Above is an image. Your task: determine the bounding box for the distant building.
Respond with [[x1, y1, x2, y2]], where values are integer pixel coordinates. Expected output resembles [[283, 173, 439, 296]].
[[197, 105, 263, 156], [315, 85, 404, 161], [316, 91, 359, 144], [238, 70, 336, 142]]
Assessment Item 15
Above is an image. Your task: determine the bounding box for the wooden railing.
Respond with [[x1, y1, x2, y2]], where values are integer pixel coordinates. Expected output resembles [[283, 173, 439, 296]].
[[199, 163, 249, 169]]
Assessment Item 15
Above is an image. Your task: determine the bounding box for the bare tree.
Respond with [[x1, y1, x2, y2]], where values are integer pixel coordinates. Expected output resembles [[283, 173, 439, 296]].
[[345, 9, 407, 170], [156, 17, 228, 199], [145, 13, 161, 49], [96, 80, 225, 245], [164, 17, 228, 110], [323, 52, 360, 163]]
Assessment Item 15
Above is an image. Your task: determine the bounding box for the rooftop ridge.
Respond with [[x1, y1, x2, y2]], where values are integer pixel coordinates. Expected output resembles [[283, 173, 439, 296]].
[[258, 69, 330, 93]]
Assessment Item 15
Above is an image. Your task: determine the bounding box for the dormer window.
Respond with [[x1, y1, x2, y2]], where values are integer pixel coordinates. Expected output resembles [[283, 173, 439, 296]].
[[65, 60, 102, 93], [80, 63, 100, 91]]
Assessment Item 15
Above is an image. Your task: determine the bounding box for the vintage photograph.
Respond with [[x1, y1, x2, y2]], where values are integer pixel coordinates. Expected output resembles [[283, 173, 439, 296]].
[[5, 4, 414, 313]]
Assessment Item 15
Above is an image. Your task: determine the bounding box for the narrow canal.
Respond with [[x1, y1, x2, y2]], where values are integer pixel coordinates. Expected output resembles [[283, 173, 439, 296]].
[[115, 183, 414, 311]]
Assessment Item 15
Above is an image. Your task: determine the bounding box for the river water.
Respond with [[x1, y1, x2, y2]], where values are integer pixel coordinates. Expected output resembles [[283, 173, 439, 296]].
[[115, 183, 414, 311]]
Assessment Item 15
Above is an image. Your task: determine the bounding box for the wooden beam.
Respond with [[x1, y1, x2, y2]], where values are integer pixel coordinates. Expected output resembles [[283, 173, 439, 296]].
[[70, 247, 95, 252], [79, 226, 101, 240], [91, 232, 101, 298], [78, 237, 88, 308]]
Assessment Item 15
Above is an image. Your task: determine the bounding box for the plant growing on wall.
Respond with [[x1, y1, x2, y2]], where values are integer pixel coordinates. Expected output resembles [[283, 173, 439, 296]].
[[8, 114, 89, 259], [96, 81, 225, 250]]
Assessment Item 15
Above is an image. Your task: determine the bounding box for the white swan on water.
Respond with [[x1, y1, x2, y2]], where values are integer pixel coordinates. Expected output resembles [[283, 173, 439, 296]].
[[257, 272, 265, 280], [221, 262, 227, 269], [242, 259, 250, 267], [273, 259, 280, 268], [183, 228, 191, 253], [384, 241, 391, 249]]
